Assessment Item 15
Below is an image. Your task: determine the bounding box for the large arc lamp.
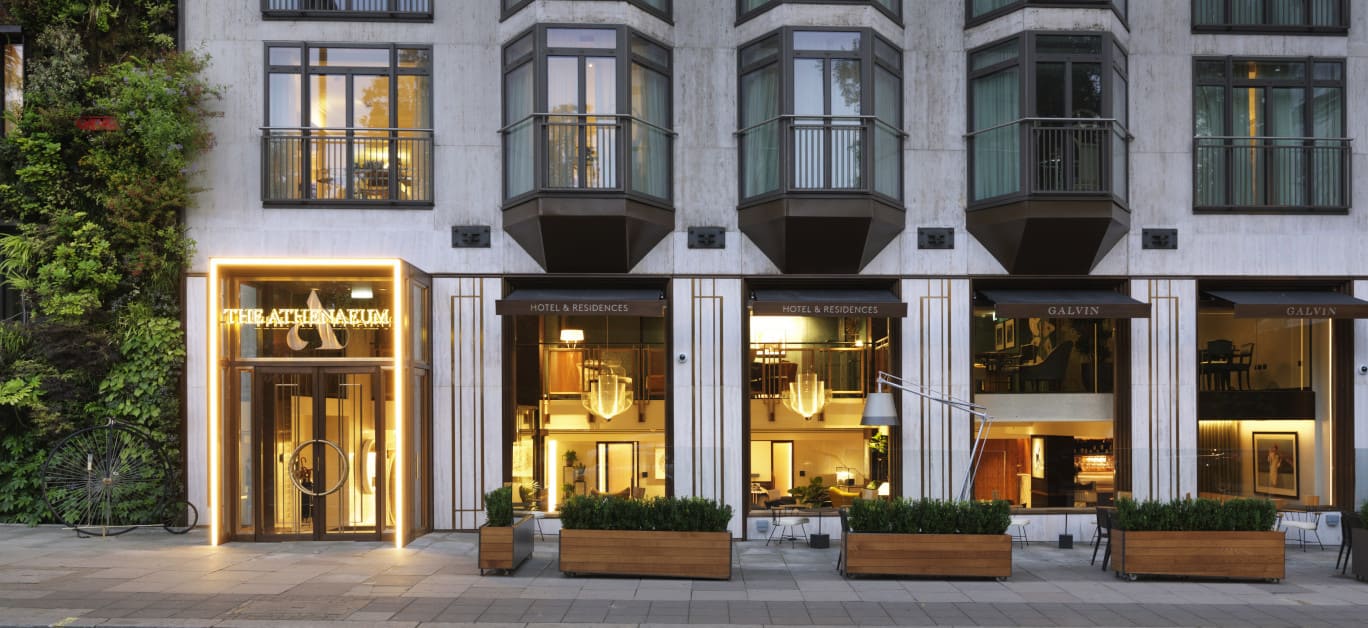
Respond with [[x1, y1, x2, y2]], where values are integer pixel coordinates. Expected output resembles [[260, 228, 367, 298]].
[[861, 371, 995, 501]]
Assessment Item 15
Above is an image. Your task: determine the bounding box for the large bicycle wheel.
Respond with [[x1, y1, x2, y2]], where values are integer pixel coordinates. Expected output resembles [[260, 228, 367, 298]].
[[42, 423, 170, 537], [160, 499, 199, 535]]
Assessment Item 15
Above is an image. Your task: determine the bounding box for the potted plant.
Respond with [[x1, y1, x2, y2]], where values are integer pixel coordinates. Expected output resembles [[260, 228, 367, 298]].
[[1352, 500, 1368, 583], [478, 486, 536, 575], [559, 494, 734, 580], [1111, 497, 1282, 582], [789, 476, 830, 508], [842, 498, 1012, 579]]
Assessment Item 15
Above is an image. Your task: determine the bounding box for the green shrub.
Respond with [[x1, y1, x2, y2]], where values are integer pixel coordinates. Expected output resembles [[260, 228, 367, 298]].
[[1114, 497, 1276, 532], [848, 498, 1009, 535], [560, 495, 732, 532], [484, 486, 513, 527]]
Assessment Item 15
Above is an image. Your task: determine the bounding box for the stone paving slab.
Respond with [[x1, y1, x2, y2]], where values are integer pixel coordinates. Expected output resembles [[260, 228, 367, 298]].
[[1, 524, 1367, 626]]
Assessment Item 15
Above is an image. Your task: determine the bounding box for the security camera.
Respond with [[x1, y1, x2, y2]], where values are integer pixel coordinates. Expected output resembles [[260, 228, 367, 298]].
[[1359, 365, 1367, 375], [678, 353, 688, 364]]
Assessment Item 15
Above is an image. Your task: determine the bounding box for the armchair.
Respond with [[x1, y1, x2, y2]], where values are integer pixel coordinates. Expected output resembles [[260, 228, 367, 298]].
[[829, 486, 860, 508]]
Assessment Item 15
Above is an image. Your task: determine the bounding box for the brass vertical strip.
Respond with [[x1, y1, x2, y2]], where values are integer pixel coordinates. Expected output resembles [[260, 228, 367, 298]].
[[919, 288, 952, 498], [450, 279, 486, 528]]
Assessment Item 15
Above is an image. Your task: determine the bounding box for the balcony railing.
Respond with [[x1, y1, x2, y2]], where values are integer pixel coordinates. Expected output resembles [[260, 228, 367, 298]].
[[262, 127, 433, 204], [737, 115, 904, 203], [1194, 136, 1351, 212], [501, 113, 674, 204], [262, 0, 432, 17], [968, 117, 1129, 206]]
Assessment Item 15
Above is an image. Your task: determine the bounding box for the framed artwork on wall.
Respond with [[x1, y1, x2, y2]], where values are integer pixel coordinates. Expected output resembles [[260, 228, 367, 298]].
[[1253, 432, 1298, 498], [1004, 319, 1015, 349]]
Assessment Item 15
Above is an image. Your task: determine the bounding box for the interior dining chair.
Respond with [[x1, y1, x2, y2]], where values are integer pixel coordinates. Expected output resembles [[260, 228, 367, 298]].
[[1019, 341, 1073, 392], [1338, 511, 1363, 574], [1231, 342, 1254, 390]]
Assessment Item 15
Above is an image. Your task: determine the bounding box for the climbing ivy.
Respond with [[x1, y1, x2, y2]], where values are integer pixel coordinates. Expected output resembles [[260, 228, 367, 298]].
[[0, 2, 216, 523]]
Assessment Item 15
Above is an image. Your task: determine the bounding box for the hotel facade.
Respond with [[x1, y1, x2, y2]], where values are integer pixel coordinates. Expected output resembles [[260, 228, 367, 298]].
[[177, 0, 1368, 545]]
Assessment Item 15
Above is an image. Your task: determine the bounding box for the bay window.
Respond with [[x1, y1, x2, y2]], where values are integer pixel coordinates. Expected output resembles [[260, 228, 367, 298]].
[[502, 26, 673, 206], [1194, 57, 1348, 212], [738, 1, 901, 23], [262, 43, 433, 205], [738, 28, 903, 203], [968, 0, 1127, 26]]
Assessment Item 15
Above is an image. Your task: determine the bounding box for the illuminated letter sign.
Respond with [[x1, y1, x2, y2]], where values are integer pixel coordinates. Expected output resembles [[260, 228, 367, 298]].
[[220, 288, 393, 352]]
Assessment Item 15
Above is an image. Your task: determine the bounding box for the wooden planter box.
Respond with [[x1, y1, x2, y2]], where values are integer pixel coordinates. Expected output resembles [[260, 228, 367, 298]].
[[1352, 527, 1368, 583], [842, 532, 1012, 579], [478, 515, 536, 575], [559, 529, 732, 580], [1112, 530, 1285, 582]]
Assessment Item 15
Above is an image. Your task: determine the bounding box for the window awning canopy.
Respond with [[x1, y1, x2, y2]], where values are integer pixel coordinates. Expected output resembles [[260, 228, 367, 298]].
[[1205, 290, 1368, 318], [750, 288, 907, 317], [495, 288, 666, 317], [980, 289, 1150, 318]]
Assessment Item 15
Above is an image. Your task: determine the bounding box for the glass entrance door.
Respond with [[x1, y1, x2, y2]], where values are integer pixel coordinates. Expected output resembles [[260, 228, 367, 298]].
[[256, 368, 383, 540]]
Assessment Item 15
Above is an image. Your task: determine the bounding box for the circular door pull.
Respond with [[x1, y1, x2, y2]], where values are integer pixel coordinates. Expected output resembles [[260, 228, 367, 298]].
[[288, 439, 350, 496]]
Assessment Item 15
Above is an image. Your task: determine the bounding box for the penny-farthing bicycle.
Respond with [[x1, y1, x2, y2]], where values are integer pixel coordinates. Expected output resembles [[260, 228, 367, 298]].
[[41, 418, 198, 536]]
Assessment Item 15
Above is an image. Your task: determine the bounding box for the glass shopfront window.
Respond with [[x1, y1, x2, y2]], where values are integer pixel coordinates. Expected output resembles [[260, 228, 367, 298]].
[[970, 312, 1117, 508], [1196, 292, 1342, 507], [747, 314, 894, 509], [508, 313, 668, 513]]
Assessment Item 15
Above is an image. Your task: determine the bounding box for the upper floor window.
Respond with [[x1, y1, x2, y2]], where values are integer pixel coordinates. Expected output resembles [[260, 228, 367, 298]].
[[502, 1, 671, 22], [738, 1, 901, 23], [967, 33, 1129, 206], [2, 29, 21, 136], [1194, 57, 1348, 212], [262, 43, 433, 205], [262, 0, 433, 21], [1192, 0, 1348, 33], [502, 26, 673, 205], [738, 28, 903, 203], [968, 0, 1127, 26]]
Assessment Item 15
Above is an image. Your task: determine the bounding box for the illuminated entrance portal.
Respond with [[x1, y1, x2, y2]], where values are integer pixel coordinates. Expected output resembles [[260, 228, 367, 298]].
[[209, 260, 431, 546]]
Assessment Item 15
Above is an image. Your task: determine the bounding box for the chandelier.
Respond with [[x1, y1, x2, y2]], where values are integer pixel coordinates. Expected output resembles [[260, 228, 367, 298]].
[[582, 364, 634, 421], [783, 368, 828, 420]]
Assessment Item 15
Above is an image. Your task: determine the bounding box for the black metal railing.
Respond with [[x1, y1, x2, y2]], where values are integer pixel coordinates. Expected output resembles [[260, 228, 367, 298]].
[[261, 127, 433, 203], [501, 114, 673, 203], [967, 117, 1129, 205], [262, 0, 431, 17], [737, 115, 904, 202], [1192, 0, 1346, 32], [1194, 136, 1351, 211]]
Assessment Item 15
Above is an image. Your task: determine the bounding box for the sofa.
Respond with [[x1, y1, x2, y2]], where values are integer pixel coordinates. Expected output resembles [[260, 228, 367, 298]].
[[829, 486, 861, 508]]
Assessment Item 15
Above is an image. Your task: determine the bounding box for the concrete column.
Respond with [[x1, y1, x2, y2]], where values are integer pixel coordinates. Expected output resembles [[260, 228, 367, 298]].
[[1128, 278, 1197, 502], [899, 278, 972, 501], [433, 276, 502, 530], [671, 277, 743, 535]]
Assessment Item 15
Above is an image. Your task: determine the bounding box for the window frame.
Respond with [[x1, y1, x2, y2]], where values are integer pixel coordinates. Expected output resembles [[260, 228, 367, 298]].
[[260, 0, 434, 22], [966, 1, 1128, 30], [500, 24, 675, 205], [965, 31, 1128, 206], [501, 0, 673, 23], [736, 0, 902, 25], [261, 41, 435, 207], [735, 26, 905, 204], [1190, 0, 1349, 35], [1191, 55, 1349, 214]]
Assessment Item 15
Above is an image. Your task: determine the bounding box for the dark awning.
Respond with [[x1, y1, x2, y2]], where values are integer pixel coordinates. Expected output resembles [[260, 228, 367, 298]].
[[495, 288, 666, 317], [981, 289, 1150, 318], [750, 289, 907, 317], [1206, 290, 1368, 318]]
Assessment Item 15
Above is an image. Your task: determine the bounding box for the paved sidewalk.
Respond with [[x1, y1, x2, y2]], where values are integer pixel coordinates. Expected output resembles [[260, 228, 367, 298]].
[[1, 524, 1366, 627]]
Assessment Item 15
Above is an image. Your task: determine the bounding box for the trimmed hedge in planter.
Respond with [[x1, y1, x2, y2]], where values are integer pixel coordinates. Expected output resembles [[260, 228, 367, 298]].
[[479, 487, 534, 575], [843, 499, 1012, 579], [1111, 497, 1283, 582], [559, 495, 733, 579]]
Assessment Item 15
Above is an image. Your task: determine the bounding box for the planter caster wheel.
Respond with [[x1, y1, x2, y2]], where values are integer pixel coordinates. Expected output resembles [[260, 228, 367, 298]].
[[1125, 573, 1139, 582], [1266, 578, 1280, 584], [995, 576, 1007, 582]]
